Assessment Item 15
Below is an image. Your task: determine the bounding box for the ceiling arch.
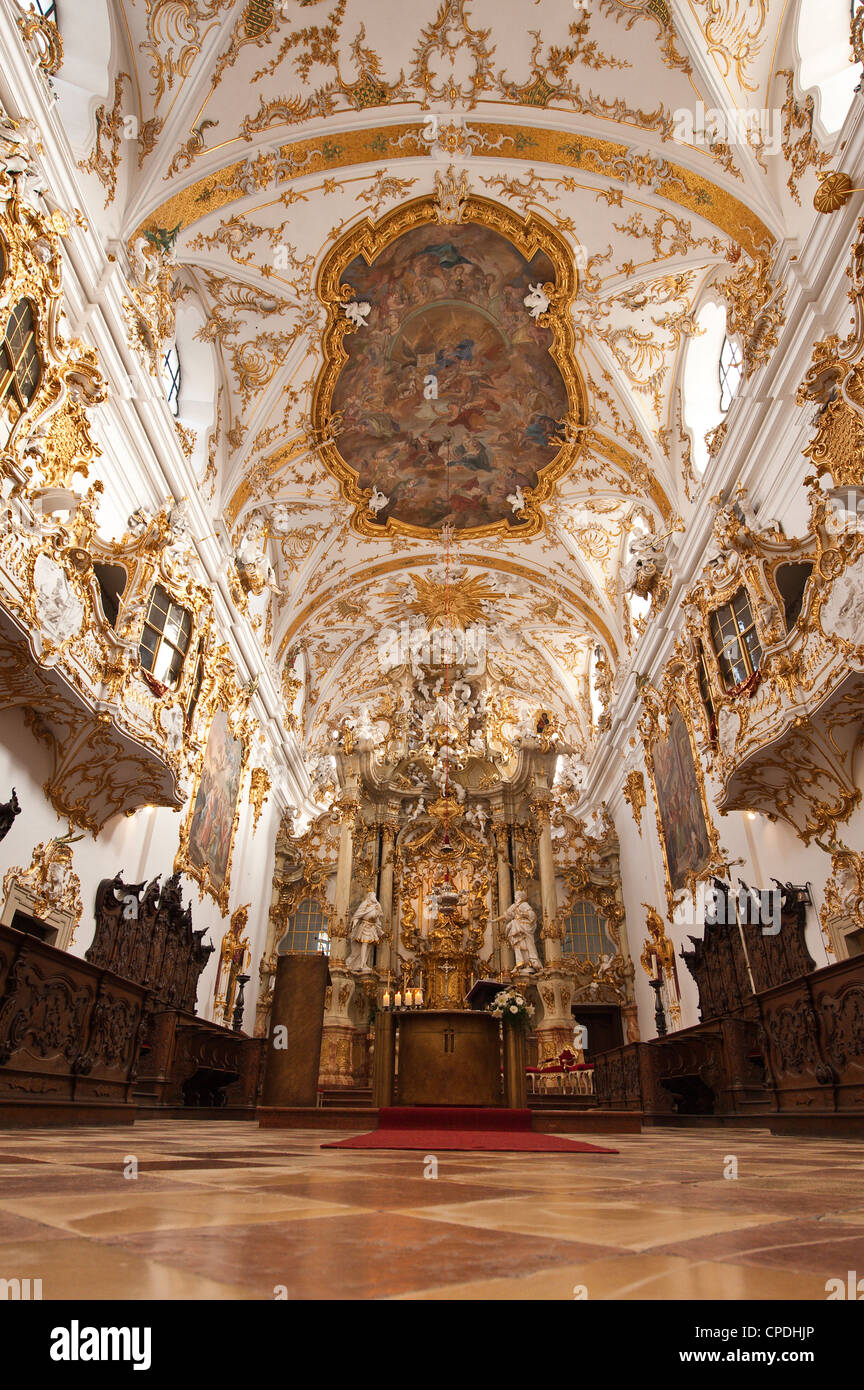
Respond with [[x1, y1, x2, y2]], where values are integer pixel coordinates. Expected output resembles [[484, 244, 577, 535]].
[[76, 0, 828, 770]]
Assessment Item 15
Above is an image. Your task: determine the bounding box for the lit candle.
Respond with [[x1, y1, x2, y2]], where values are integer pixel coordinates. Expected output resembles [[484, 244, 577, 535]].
[[394, 990, 402, 1009], [383, 989, 390, 1009], [415, 987, 424, 1007]]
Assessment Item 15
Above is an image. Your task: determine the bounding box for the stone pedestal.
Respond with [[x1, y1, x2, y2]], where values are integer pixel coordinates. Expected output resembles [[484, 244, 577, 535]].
[[535, 970, 576, 1064], [260, 954, 329, 1107], [319, 1023, 362, 1086]]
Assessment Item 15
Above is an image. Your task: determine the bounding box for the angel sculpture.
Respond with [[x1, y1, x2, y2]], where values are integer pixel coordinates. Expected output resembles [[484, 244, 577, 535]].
[[344, 300, 371, 329], [234, 517, 280, 596], [127, 505, 154, 538], [368, 487, 389, 515], [507, 486, 526, 514], [620, 530, 670, 600], [523, 283, 550, 319]]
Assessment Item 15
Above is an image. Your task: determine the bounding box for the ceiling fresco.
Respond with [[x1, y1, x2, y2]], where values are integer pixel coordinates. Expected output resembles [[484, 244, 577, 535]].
[[330, 222, 569, 532]]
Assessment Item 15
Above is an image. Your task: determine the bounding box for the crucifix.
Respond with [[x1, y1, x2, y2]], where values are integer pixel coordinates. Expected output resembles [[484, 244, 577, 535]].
[[440, 960, 456, 1001]]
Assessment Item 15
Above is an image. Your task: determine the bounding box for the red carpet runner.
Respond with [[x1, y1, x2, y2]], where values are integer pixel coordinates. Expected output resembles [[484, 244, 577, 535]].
[[322, 1107, 618, 1153]]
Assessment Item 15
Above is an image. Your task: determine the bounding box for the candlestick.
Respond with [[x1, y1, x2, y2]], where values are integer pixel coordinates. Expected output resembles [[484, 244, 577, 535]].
[[649, 976, 667, 1037]]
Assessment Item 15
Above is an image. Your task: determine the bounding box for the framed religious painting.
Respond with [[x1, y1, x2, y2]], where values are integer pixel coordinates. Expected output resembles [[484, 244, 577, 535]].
[[641, 692, 721, 906], [175, 704, 250, 913]]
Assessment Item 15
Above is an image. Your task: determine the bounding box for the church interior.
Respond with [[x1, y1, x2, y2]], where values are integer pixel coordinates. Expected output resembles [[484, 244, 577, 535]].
[[2, 0, 864, 1311]]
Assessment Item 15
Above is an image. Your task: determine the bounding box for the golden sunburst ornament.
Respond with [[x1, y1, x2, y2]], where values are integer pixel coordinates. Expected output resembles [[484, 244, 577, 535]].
[[384, 574, 501, 628]]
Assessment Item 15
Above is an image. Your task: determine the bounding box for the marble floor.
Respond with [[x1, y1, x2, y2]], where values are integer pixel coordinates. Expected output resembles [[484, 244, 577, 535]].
[[1, 1121, 863, 1300]]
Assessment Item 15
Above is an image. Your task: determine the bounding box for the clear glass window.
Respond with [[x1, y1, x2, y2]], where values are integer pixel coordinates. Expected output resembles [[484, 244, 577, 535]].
[[709, 587, 762, 689], [276, 898, 330, 955], [162, 345, 181, 417], [719, 336, 743, 412], [139, 584, 192, 687], [1, 298, 41, 416], [562, 900, 615, 961], [24, 0, 58, 18]]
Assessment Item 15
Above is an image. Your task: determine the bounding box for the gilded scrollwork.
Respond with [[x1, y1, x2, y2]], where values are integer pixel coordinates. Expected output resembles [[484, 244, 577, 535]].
[[15, 10, 64, 77], [775, 68, 833, 206], [248, 766, 272, 832], [1, 829, 83, 933], [77, 75, 132, 209], [622, 769, 646, 833], [719, 253, 786, 381]]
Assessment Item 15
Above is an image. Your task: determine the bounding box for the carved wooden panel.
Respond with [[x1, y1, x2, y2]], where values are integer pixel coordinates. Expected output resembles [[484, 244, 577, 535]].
[[0, 924, 148, 1113], [88, 871, 214, 1012]]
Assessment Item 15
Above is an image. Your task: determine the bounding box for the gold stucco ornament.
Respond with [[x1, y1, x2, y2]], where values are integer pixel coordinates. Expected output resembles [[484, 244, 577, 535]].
[[814, 172, 855, 214]]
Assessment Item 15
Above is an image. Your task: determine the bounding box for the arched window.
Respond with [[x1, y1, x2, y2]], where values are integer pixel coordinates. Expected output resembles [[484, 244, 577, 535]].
[[709, 587, 762, 689], [24, 0, 58, 19], [138, 584, 192, 687], [162, 345, 181, 417], [797, 0, 859, 134], [682, 299, 727, 473], [1, 298, 41, 429], [277, 898, 330, 955], [562, 899, 615, 961], [718, 335, 743, 412]]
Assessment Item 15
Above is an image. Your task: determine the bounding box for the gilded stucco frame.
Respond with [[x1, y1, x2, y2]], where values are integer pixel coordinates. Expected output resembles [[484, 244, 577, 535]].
[[311, 192, 588, 540]]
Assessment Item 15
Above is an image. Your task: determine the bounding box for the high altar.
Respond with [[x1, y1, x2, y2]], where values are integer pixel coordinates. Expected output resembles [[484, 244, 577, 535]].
[[256, 649, 641, 1105], [373, 873, 507, 1107]]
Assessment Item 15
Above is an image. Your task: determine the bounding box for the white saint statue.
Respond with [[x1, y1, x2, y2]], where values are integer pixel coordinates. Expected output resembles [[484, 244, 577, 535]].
[[347, 891, 385, 972], [500, 890, 542, 971]]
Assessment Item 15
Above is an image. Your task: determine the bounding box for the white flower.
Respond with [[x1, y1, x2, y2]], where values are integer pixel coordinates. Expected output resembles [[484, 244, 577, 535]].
[[515, 995, 525, 1006], [509, 1004, 518, 1013]]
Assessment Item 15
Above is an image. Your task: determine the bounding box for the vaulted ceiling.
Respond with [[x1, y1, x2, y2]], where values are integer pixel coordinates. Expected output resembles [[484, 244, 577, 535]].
[[96, 0, 810, 758]]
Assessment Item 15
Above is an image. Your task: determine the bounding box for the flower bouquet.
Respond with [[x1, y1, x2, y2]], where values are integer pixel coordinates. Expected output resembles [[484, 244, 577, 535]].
[[487, 987, 535, 1027]]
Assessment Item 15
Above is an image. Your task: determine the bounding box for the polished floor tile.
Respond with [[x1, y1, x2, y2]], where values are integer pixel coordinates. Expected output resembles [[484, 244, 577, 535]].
[[0, 1121, 861, 1299]]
